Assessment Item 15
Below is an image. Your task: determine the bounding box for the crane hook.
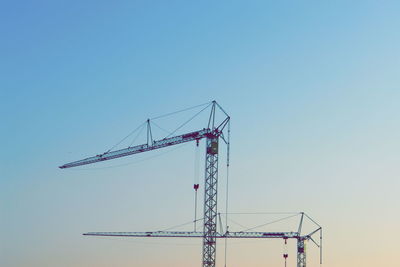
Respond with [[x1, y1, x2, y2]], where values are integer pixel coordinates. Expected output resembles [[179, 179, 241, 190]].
[[283, 238, 288, 267]]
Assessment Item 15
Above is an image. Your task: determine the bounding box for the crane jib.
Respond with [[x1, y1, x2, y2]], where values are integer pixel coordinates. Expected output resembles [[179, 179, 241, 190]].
[[59, 128, 214, 169], [83, 231, 300, 239]]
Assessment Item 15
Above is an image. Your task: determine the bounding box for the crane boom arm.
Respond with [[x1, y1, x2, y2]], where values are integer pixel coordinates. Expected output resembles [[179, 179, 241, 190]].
[[83, 231, 300, 239], [59, 128, 212, 169]]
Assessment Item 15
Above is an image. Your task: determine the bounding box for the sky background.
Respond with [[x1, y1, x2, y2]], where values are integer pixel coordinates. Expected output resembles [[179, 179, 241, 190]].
[[1, 1, 400, 266]]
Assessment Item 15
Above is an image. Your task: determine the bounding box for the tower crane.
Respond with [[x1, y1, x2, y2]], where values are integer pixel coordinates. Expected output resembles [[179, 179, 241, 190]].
[[61, 101, 229, 267], [60, 101, 322, 267]]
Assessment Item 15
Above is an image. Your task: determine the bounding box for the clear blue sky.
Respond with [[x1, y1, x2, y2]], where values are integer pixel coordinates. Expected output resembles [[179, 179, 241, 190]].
[[1, 1, 399, 266]]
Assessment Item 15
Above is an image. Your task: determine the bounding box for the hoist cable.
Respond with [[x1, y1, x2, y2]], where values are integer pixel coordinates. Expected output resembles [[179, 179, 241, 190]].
[[151, 120, 173, 135], [194, 189, 198, 232], [104, 101, 211, 154], [151, 101, 212, 120], [165, 102, 212, 138], [222, 212, 300, 215], [106, 121, 147, 153], [129, 123, 146, 147], [161, 218, 204, 232], [320, 228, 323, 265], [193, 143, 200, 232], [224, 120, 230, 267], [222, 215, 250, 230], [241, 213, 300, 232]]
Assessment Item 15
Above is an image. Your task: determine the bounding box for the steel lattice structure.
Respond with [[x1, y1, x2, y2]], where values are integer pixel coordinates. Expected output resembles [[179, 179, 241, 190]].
[[203, 135, 219, 267], [82, 214, 322, 267], [297, 238, 306, 267], [60, 101, 230, 267], [83, 224, 321, 267], [60, 101, 322, 267]]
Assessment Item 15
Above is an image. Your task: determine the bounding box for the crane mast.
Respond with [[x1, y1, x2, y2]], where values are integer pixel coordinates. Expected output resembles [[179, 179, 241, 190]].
[[203, 134, 219, 267]]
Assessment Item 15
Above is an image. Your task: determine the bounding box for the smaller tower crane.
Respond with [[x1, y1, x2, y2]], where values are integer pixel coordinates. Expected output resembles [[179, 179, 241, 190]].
[[83, 212, 322, 267]]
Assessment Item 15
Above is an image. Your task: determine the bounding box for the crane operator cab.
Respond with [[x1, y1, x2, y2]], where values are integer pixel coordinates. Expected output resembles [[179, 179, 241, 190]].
[[207, 140, 218, 155]]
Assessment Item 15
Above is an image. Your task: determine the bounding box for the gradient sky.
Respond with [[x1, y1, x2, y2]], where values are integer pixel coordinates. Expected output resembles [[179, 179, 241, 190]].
[[1, 1, 400, 267]]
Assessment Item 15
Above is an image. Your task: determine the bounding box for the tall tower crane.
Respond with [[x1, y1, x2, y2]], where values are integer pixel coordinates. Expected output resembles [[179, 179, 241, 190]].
[[60, 101, 322, 267], [61, 101, 229, 267]]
